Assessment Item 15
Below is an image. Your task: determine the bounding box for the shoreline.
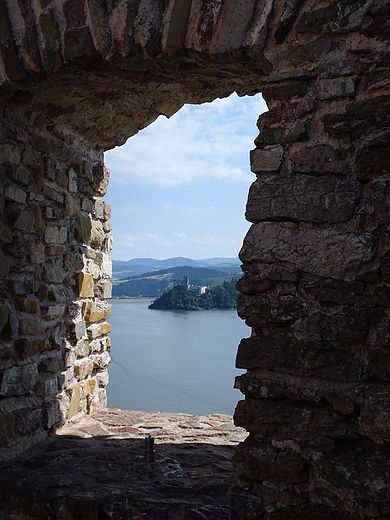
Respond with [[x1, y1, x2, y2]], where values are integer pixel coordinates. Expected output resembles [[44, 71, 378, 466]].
[[109, 297, 154, 303]]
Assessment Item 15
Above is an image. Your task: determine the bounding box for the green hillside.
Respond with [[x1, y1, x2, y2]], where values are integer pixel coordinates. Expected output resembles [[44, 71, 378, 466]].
[[112, 266, 240, 298], [149, 280, 238, 310]]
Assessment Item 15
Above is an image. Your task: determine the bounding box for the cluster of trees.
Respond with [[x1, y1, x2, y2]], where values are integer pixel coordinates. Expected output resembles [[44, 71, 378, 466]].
[[149, 279, 238, 310]]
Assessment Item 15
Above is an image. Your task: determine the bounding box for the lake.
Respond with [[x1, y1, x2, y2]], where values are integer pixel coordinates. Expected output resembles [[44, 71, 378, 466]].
[[107, 300, 250, 415]]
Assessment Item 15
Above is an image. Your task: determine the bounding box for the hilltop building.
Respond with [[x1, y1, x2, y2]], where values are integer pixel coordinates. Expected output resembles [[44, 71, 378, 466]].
[[173, 276, 209, 294]]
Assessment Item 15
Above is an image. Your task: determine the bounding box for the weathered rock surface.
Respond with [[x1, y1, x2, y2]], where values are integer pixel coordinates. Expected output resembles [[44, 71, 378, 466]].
[[0, 0, 389, 519], [0, 409, 246, 520]]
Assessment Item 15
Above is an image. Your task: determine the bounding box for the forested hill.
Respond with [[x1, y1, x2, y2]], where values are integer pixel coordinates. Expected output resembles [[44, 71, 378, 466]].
[[149, 280, 238, 310], [112, 266, 239, 298]]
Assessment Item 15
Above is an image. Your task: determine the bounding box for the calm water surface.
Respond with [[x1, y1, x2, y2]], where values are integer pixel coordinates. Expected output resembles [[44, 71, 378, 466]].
[[107, 300, 250, 415]]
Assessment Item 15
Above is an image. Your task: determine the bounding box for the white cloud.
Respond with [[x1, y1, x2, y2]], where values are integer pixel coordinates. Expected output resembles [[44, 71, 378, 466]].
[[163, 204, 216, 215], [104, 93, 267, 188]]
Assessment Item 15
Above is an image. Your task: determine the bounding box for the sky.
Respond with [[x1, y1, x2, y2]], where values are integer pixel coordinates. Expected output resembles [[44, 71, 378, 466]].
[[104, 92, 268, 261]]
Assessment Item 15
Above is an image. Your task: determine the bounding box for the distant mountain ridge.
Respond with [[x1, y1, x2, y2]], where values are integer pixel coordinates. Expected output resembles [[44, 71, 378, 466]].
[[111, 263, 242, 299], [112, 256, 241, 279]]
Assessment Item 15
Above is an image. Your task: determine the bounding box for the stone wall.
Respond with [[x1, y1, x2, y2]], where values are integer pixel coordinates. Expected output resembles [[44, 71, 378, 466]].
[[0, 101, 113, 460], [0, 0, 389, 518]]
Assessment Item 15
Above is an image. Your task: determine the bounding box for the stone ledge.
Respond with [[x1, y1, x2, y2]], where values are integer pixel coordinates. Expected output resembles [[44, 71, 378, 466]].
[[0, 408, 247, 520]]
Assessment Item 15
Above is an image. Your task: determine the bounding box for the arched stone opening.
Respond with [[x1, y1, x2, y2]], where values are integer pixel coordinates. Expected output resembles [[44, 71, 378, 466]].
[[0, 1, 390, 518]]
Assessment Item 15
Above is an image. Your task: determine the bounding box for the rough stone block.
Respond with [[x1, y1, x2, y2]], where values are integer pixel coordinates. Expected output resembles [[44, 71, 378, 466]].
[[42, 259, 67, 284], [317, 78, 356, 100], [87, 322, 111, 340], [228, 488, 264, 520], [83, 378, 96, 397], [76, 273, 95, 298], [94, 281, 112, 299], [77, 338, 90, 358], [13, 408, 42, 436], [300, 279, 365, 305], [250, 147, 283, 173], [83, 301, 112, 323], [296, 0, 370, 35], [322, 95, 390, 139], [235, 373, 358, 415], [5, 185, 27, 204], [65, 195, 81, 217], [291, 144, 347, 174], [246, 174, 361, 224], [0, 364, 39, 397], [92, 164, 110, 196], [0, 412, 15, 445], [42, 401, 63, 429], [91, 352, 110, 369], [75, 212, 92, 244], [43, 184, 64, 204], [44, 225, 67, 244], [35, 375, 59, 396], [30, 243, 45, 264], [286, 39, 340, 66], [96, 252, 112, 279], [16, 296, 39, 313], [234, 398, 345, 451], [87, 387, 107, 413], [254, 123, 306, 147], [240, 222, 376, 280], [45, 245, 65, 256], [313, 446, 390, 506], [10, 167, 32, 186], [19, 316, 45, 335], [58, 368, 74, 390], [72, 319, 86, 341], [91, 220, 104, 248], [257, 106, 282, 131], [93, 199, 111, 220], [262, 82, 309, 102], [237, 293, 307, 327], [40, 356, 63, 373], [0, 144, 20, 166], [74, 358, 94, 380], [236, 332, 363, 382], [233, 441, 308, 484], [67, 383, 81, 418], [13, 207, 44, 235], [42, 304, 65, 320]]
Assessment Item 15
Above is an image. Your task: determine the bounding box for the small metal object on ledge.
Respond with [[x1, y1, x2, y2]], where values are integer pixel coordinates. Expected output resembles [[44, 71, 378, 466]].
[[145, 435, 155, 462]]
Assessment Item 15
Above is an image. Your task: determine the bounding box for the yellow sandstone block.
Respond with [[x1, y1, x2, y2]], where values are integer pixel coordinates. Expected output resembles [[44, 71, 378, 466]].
[[67, 384, 81, 418], [83, 379, 96, 397], [101, 322, 111, 335], [76, 273, 94, 298]]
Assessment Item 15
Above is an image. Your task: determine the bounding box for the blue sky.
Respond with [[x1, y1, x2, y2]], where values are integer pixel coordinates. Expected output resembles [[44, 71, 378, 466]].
[[104, 92, 267, 261]]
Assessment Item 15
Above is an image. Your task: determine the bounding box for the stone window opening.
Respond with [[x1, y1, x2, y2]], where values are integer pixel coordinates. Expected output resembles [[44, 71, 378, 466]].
[[103, 93, 264, 415]]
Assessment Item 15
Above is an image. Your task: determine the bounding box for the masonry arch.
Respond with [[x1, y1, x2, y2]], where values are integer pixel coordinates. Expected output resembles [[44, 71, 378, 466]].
[[0, 1, 390, 518]]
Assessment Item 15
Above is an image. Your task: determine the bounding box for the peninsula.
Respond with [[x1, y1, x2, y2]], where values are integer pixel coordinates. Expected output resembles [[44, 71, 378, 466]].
[[149, 279, 238, 310]]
